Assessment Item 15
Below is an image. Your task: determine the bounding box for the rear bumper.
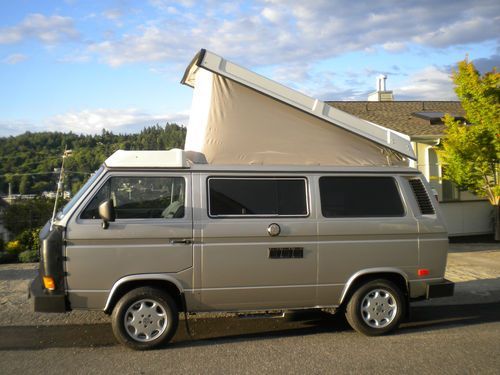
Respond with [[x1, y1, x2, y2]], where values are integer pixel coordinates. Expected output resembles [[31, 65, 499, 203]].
[[28, 275, 67, 313], [426, 279, 455, 299]]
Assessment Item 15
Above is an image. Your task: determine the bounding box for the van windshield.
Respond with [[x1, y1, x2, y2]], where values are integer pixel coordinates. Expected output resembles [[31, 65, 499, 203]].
[[56, 166, 105, 220]]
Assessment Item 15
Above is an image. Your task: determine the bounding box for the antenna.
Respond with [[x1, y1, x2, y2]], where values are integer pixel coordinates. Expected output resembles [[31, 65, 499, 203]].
[[50, 148, 73, 231]]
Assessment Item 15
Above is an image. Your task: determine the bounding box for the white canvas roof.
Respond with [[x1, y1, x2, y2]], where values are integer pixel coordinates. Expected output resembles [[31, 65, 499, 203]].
[[181, 49, 416, 166]]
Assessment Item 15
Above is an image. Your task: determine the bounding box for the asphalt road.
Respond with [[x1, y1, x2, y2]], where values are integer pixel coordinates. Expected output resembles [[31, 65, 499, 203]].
[[1, 302, 499, 374]]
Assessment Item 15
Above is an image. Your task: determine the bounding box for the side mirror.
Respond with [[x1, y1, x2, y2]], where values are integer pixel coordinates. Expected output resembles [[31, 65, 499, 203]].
[[98, 199, 116, 229]]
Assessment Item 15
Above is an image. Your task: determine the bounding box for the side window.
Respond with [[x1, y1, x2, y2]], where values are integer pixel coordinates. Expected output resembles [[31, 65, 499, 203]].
[[319, 176, 404, 218], [80, 176, 185, 219], [208, 178, 308, 217]]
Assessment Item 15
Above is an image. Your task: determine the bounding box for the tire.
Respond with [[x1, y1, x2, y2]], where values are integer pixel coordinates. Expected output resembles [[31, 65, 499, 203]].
[[345, 279, 405, 336], [111, 287, 179, 350]]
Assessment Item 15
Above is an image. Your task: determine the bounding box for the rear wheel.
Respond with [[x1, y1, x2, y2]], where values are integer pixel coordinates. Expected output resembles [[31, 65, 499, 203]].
[[345, 279, 405, 336], [111, 287, 179, 350]]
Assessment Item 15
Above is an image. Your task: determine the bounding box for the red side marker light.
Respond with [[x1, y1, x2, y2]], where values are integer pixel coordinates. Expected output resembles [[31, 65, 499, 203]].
[[418, 269, 430, 277]]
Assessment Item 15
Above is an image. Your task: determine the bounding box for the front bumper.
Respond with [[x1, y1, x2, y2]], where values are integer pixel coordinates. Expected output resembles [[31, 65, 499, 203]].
[[426, 279, 455, 299], [28, 275, 67, 313]]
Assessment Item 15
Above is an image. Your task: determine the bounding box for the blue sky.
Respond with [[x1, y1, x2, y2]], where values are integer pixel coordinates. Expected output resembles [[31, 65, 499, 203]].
[[0, 0, 498, 136]]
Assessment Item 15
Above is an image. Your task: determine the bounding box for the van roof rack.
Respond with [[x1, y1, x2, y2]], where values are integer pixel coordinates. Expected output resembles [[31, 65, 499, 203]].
[[104, 149, 208, 168]]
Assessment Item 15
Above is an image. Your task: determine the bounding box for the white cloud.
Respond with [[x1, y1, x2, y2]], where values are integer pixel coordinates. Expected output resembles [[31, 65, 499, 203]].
[[85, 0, 499, 68], [393, 66, 456, 100], [149, 0, 195, 12], [261, 7, 284, 23], [413, 16, 500, 47], [2, 53, 28, 64], [103, 9, 123, 21], [382, 42, 407, 52], [45, 108, 189, 134], [89, 25, 194, 66], [0, 13, 79, 45], [0, 120, 34, 137]]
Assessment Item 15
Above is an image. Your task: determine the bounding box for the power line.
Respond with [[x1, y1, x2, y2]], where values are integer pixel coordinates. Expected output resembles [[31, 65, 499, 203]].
[[0, 171, 92, 177]]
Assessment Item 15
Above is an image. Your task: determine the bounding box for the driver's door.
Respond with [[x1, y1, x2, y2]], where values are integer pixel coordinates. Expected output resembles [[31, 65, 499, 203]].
[[64, 172, 193, 310]]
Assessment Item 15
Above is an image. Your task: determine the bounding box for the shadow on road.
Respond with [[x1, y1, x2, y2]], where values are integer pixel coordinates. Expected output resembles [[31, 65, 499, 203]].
[[403, 301, 500, 332], [1, 301, 499, 351]]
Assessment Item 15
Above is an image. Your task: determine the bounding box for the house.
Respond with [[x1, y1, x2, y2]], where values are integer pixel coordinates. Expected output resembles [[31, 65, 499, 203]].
[[327, 78, 493, 237]]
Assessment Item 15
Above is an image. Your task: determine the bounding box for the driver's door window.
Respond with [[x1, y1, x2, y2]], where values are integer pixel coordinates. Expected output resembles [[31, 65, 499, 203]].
[[80, 176, 185, 219]]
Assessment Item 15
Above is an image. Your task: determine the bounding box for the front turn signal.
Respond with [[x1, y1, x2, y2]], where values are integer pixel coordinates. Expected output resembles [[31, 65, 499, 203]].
[[43, 276, 56, 291]]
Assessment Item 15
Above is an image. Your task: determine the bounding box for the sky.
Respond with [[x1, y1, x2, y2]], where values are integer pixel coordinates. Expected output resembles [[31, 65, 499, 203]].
[[0, 0, 499, 137]]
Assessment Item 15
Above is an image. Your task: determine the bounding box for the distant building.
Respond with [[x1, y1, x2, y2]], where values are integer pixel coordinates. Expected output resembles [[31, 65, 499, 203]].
[[42, 191, 71, 199], [2, 194, 37, 204], [327, 79, 493, 237]]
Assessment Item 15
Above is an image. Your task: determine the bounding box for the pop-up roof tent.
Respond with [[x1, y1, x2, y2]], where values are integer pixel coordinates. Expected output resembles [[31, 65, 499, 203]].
[[181, 49, 416, 166]]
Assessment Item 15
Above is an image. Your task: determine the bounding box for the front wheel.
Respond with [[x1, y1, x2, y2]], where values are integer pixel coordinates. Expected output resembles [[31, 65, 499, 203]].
[[111, 287, 179, 350], [345, 279, 405, 336]]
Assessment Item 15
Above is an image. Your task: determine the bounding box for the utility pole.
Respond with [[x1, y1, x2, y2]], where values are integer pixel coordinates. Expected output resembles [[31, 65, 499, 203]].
[[50, 148, 72, 231]]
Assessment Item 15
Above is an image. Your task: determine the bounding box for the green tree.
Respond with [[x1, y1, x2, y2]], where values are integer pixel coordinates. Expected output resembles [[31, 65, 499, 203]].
[[19, 175, 30, 194], [438, 58, 500, 239], [2, 198, 54, 236], [0, 123, 187, 196]]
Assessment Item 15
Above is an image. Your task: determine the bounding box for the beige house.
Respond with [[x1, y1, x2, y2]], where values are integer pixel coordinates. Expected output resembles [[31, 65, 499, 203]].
[[327, 82, 493, 236]]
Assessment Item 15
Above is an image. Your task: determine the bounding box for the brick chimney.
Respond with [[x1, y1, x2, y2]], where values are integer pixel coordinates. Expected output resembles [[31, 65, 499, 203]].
[[368, 74, 394, 101]]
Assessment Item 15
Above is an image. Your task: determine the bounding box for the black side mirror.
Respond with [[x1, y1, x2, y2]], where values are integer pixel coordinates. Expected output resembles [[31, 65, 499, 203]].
[[98, 199, 116, 229]]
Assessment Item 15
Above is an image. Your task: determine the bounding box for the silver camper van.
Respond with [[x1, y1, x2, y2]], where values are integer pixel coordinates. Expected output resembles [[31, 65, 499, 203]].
[[30, 149, 454, 349]]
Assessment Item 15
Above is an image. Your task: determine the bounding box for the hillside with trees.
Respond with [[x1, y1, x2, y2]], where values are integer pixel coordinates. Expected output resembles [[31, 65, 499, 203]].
[[0, 124, 186, 196]]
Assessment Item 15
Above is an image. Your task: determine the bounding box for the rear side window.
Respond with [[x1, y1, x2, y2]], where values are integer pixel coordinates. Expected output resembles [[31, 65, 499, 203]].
[[319, 176, 404, 218], [208, 178, 308, 217]]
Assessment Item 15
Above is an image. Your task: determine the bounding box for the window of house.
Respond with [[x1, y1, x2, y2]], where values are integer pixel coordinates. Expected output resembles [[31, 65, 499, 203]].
[[208, 178, 308, 217], [80, 176, 185, 219], [319, 176, 404, 218]]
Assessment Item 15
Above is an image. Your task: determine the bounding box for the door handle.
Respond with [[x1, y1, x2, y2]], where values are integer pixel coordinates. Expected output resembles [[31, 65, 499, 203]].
[[169, 239, 193, 245]]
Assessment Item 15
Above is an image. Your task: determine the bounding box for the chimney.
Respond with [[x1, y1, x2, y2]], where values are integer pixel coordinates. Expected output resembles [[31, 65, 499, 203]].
[[368, 74, 394, 101]]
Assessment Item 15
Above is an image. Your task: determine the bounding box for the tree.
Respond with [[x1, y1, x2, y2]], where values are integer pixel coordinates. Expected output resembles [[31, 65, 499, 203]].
[[438, 58, 500, 240], [0, 123, 187, 195], [19, 175, 30, 194], [2, 198, 54, 236]]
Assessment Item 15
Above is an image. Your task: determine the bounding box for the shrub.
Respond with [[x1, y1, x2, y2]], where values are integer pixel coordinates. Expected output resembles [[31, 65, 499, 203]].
[[18, 249, 39, 263], [5, 240, 23, 255], [17, 228, 41, 253], [1, 228, 42, 263]]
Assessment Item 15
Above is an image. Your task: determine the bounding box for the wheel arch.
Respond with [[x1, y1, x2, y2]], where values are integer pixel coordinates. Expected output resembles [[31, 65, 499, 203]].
[[339, 268, 409, 307], [104, 274, 185, 314]]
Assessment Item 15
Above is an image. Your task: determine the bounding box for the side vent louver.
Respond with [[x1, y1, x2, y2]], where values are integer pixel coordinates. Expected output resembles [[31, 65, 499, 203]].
[[409, 179, 435, 215]]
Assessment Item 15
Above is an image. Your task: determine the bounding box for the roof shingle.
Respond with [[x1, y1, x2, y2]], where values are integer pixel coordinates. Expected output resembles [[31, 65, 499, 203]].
[[326, 101, 464, 137]]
